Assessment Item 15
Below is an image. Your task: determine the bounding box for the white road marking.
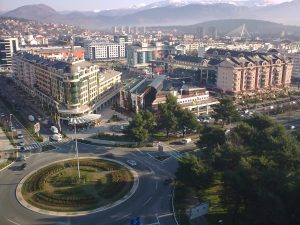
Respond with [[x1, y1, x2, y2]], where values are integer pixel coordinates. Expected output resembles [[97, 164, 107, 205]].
[[7, 219, 21, 225], [116, 213, 131, 221], [147, 153, 153, 158], [157, 213, 173, 218], [155, 214, 161, 225], [143, 197, 153, 206], [135, 148, 144, 154], [155, 181, 158, 190]]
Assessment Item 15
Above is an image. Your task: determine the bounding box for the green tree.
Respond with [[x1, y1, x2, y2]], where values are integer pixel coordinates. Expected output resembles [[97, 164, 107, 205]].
[[176, 154, 213, 188], [158, 103, 177, 138], [125, 113, 149, 143], [213, 97, 240, 125], [177, 109, 199, 137], [197, 125, 226, 150], [140, 110, 156, 136]]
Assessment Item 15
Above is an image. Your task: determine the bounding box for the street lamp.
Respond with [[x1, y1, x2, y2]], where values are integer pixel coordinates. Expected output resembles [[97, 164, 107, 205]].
[[9, 114, 17, 158], [73, 122, 81, 181]]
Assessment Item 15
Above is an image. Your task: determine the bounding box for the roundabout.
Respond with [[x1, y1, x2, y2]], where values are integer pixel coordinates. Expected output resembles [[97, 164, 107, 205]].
[[16, 157, 139, 216]]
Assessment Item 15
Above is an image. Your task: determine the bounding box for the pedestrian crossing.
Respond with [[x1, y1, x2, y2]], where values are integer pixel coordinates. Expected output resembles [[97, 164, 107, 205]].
[[21, 138, 71, 151]]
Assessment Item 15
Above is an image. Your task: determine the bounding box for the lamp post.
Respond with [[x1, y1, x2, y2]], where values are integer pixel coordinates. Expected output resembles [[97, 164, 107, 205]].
[[74, 122, 80, 181]]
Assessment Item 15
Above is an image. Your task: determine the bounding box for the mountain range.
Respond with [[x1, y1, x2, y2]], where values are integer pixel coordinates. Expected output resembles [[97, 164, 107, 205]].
[[1, 0, 300, 29]]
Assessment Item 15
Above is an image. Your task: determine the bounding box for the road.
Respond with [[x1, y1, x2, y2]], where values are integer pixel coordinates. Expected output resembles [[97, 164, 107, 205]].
[[0, 141, 180, 225]]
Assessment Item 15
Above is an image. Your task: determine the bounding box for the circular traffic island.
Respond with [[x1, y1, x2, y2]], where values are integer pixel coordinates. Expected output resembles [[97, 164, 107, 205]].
[[19, 158, 136, 215]]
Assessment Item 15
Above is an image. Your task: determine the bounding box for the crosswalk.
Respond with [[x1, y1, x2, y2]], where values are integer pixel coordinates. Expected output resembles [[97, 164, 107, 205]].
[[21, 138, 71, 151]]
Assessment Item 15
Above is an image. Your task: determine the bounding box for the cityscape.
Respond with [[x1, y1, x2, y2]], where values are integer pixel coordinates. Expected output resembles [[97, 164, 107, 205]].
[[0, 0, 300, 225]]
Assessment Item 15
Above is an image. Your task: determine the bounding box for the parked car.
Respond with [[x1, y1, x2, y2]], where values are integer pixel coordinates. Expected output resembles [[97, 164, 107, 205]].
[[50, 126, 59, 134], [20, 163, 27, 170], [51, 133, 62, 141], [181, 138, 192, 144], [164, 178, 173, 186], [17, 131, 23, 139], [126, 160, 137, 166]]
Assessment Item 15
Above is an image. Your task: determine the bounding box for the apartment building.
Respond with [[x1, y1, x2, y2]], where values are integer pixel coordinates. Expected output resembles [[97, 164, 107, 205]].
[[13, 52, 122, 120], [211, 49, 293, 95], [0, 37, 19, 71], [84, 41, 125, 60]]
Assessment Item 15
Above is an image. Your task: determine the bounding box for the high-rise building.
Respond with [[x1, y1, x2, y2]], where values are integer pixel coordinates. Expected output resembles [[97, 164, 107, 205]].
[[207, 26, 217, 39], [125, 26, 131, 34], [0, 37, 19, 71], [112, 26, 117, 34], [196, 27, 204, 39]]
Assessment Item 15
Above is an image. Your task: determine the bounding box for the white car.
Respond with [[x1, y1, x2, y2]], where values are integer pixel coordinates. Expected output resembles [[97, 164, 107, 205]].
[[126, 160, 137, 166]]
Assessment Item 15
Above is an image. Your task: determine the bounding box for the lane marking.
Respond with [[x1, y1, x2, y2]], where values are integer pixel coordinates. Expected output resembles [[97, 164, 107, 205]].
[[155, 214, 161, 225], [116, 213, 131, 221], [135, 148, 144, 154], [155, 181, 158, 190], [158, 213, 173, 218], [143, 197, 153, 206], [7, 219, 21, 225], [147, 153, 153, 158]]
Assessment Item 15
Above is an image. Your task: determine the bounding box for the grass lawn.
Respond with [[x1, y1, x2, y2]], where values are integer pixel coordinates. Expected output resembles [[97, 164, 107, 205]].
[[22, 158, 134, 212]]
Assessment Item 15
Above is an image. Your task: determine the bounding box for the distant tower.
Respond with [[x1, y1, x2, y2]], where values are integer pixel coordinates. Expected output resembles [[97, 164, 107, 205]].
[[207, 26, 217, 39], [125, 26, 131, 34], [112, 26, 117, 34], [196, 27, 204, 39]]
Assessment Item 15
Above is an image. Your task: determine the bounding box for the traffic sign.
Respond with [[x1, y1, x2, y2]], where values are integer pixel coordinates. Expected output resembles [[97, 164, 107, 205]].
[[130, 217, 140, 225]]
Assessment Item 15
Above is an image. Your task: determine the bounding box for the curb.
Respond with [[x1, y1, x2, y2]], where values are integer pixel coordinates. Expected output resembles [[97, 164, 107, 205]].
[[0, 160, 15, 172], [16, 157, 139, 217]]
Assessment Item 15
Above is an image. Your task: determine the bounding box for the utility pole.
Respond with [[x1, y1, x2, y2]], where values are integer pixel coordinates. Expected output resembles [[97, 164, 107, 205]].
[[74, 123, 80, 181], [10, 114, 17, 158]]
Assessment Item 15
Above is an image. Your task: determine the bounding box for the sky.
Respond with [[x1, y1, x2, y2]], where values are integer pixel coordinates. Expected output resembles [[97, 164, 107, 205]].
[[0, 0, 293, 11]]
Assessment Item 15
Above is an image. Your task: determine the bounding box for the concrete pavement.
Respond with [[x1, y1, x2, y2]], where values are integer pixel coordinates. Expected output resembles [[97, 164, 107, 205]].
[[0, 127, 14, 164]]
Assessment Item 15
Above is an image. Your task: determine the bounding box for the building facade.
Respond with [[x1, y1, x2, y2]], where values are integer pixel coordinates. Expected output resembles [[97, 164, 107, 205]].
[[84, 41, 126, 60], [13, 52, 122, 120], [214, 50, 293, 95], [127, 42, 174, 68], [0, 37, 19, 71]]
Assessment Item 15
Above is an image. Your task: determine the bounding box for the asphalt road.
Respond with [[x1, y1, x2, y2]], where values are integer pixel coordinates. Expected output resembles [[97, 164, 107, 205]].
[[0, 142, 179, 225]]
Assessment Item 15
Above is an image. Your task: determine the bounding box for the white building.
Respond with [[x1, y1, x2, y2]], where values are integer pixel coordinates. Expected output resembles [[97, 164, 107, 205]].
[[84, 41, 126, 60], [0, 37, 19, 71]]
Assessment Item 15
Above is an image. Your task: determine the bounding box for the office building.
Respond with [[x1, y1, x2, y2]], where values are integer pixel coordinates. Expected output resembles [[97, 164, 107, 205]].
[[0, 37, 19, 71], [127, 42, 174, 68], [84, 41, 126, 60]]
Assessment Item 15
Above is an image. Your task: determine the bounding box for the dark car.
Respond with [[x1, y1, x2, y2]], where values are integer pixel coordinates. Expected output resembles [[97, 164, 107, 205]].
[[20, 163, 27, 170], [164, 178, 173, 186]]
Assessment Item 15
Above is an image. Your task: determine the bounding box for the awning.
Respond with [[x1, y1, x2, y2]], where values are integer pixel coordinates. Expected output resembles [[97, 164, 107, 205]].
[[69, 114, 101, 125]]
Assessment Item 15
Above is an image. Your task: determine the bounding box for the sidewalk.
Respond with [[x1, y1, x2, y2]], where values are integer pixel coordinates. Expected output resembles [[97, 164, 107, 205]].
[[0, 127, 14, 164]]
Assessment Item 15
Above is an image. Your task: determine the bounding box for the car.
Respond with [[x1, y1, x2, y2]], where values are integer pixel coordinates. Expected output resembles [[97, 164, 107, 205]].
[[126, 160, 137, 166], [17, 141, 25, 146], [20, 163, 27, 170], [164, 178, 173, 186], [17, 134, 24, 139], [19, 146, 25, 152]]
